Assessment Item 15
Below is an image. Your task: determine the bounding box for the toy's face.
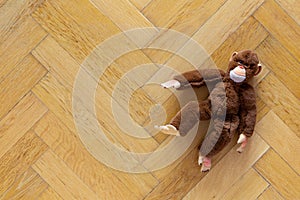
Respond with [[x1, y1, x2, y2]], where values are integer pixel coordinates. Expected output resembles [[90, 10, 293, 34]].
[[228, 50, 262, 83]]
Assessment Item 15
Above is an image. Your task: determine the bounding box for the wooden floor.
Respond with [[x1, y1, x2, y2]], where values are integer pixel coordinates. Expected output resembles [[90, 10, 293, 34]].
[[1, 0, 300, 199]]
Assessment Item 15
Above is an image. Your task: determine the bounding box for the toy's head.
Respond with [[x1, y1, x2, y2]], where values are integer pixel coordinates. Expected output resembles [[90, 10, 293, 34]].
[[227, 50, 262, 83]]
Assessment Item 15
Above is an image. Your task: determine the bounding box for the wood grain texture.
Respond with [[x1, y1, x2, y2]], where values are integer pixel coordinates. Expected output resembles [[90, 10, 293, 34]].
[[130, 0, 151, 10], [90, 0, 154, 30], [0, 131, 48, 195], [257, 73, 300, 136], [254, 149, 300, 200], [255, 36, 300, 99], [183, 134, 269, 200], [1, 0, 300, 199], [0, 92, 47, 158], [143, 0, 190, 28], [0, 168, 48, 200], [256, 111, 300, 174], [211, 17, 268, 70], [162, 0, 227, 35], [32, 150, 99, 200], [0, 54, 47, 119], [34, 111, 158, 199], [257, 186, 284, 200], [221, 168, 269, 200], [275, 0, 300, 24], [0, 16, 47, 81], [0, 0, 44, 43], [191, 0, 264, 54], [145, 133, 239, 199], [254, 0, 300, 62], [38, 187, 63, 200], [32, 0, 120, 62]]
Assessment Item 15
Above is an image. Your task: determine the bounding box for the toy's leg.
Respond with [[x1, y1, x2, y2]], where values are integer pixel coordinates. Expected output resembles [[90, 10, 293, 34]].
[[198, 118, 233, 172], [168, 100, 211, 136], [198, 154, 211, 172], [237, 134, 247, 153]]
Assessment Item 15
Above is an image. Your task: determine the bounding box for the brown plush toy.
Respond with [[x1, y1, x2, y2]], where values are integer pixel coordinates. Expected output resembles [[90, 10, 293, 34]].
[[156, 50, 262, 172]]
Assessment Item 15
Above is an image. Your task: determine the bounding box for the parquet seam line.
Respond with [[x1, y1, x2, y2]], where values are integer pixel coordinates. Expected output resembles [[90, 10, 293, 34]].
[[141, 0, 191, 27], [252, 154, 288, 199], [257, 53, 298, 85], [136, 0, 152, 12], [34, 185, 50, 200], [218, 168, 262, 199], [255, 146, 300, 179], [0, 83, 48, 127], [90, 0, 156, 31], [31, 113, 142, 200], [253, 17, 300, 65], [256, 70, 300, 138], [262, 143, 300, 177], [273, 0, 300, 26], [31, 148, 100, 200], [0, 131, 49, 198], [255, 182, 271, 199], [0, 65, 48, 121]]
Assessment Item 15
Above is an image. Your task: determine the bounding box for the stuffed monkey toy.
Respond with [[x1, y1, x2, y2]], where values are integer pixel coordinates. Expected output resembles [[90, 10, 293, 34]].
[[156, 50, 262, 172]]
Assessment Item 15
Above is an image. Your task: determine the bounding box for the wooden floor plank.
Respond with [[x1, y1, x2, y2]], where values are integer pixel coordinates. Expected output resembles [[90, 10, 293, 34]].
[[0, 168, 48, 200], [0, 16, 47, 81], [255, 36, 300, 99], [32, 36, 160, 153], [1, 0, 299, 199], [257, 73, 300, 137], [254, 149, 300, 199], [256, 111, 300, 174], [256, 97, 270, 122], [145, 133, 239, 199], [0, 92, 48, 159], [90, 0, 154, 30], [0, 131, 48, 195], [183, 134, 269, 200], [34, 111, 158, 199], [211, 17, 269, 70], [32, 0, 120, 62], [221, 168, 269, 200], [0, 54, 47, 120], [32, 150, 99, 200], [191, 0, 264, 55], [129, 0, 151, 11], [142, 0, 190, 28], [0, 0, 44, 43], [162, 0, 227, 36], [38, 187, 63, 200], [257, 186, 284, 200], [254, 0, 300, 62], [275, 0, 300, 24]]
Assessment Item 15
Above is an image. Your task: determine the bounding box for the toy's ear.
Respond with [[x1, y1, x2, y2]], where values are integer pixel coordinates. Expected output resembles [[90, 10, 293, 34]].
[[229, 52, 238, 61], [254, 64, 262, 76]]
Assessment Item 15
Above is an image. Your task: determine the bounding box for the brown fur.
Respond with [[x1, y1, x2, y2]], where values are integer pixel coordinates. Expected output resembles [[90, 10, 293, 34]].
[[170, 50, 261, 157]]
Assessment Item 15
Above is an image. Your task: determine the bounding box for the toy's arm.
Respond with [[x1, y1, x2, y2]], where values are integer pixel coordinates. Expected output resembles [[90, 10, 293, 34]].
[[161, 69, 225, 89], [237, 84, 256, 153], [240, 85, 257, 137]]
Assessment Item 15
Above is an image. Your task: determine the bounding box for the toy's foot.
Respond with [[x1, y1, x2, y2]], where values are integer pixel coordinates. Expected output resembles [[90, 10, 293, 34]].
[[154, 125, 180, 136], [237, 134, 247, 153], [161, 80, 181, 89], [198, 156, 204, 166], [237, 145, 245, 153], [200, 157, 211, 172]]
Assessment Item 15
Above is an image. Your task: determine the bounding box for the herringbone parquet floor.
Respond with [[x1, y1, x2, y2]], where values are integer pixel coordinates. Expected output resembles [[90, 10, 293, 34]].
[[0, 0, 299, 199]]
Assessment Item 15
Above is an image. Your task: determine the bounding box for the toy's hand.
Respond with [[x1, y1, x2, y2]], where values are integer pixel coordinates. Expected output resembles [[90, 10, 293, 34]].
[[161, 80, 181, 89], [237, 133, 246, 144], [237, 134, 247, 153]]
